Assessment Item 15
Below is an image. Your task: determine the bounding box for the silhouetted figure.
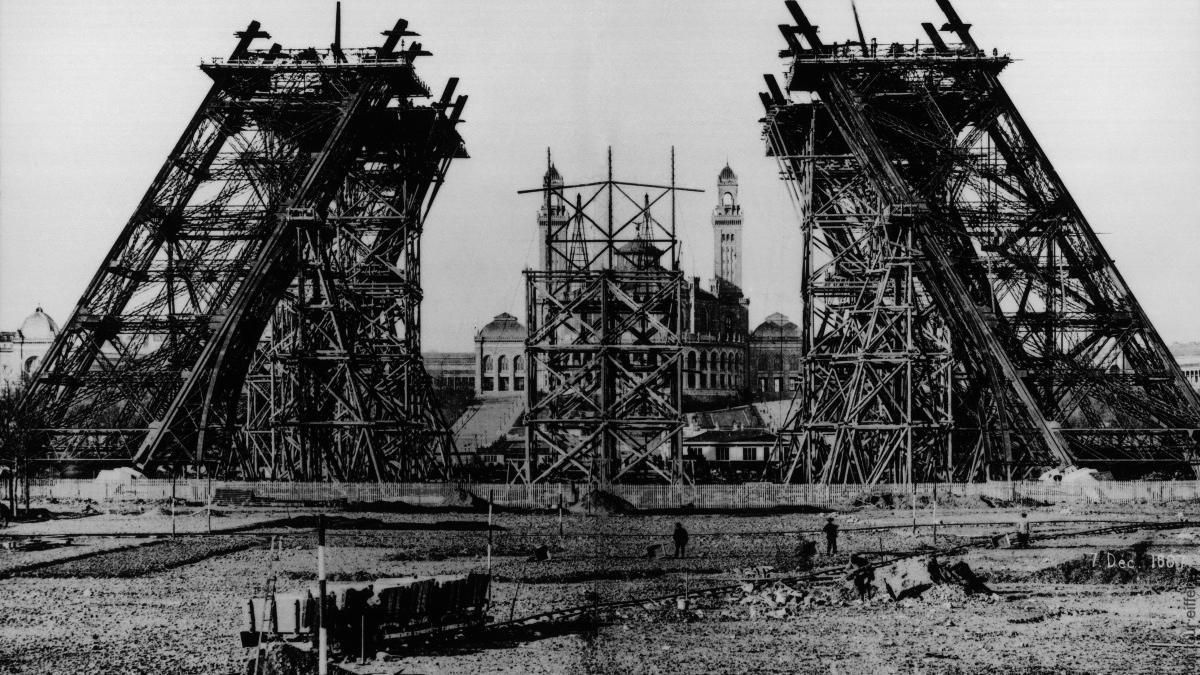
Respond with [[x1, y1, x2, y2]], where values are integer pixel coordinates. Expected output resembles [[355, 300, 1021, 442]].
[[823, 516, 839, 555], [673, 522, 689, 559], [848, 553, 874, 600], [1015, 512, 1031, 548]]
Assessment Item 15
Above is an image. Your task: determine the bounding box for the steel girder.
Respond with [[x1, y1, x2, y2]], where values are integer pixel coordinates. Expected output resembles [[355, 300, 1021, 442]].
[[761, 1, 1200, 482], [519, 152, 698, 485], [16, 21, 467, 480]]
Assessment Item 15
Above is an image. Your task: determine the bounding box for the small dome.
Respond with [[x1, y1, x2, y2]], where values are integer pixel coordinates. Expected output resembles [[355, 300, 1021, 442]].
[[752, 312, 799, 339], [544, 164, 563, 185], [718, 163, 737, 183], [18, 307, 58, 342], [613, 239, 663, 272], [477, 312, 526, 342]]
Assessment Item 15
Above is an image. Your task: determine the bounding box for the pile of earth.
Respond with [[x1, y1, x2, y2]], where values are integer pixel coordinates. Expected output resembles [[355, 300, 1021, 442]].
[[568, 490, 637, 515], [978, 495, 1052, 509], [1007, 543, 1200, 587], [851, 493, 899, 509], [622, 554, 995, 623], [438, 487, 491, 510], [857, 554, 992, 601]]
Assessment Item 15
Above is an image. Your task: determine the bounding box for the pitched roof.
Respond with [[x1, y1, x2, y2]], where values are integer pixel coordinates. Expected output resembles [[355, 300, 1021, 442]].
[[684, 429, 776, 444]]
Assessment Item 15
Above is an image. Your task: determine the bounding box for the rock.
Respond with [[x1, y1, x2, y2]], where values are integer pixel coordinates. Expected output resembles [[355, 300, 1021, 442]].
[[874, 556, 937, 600]]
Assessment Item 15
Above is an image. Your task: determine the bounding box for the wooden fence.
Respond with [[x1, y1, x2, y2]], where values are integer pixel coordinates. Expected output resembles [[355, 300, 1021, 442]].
[[25, 478, 1200, 510]]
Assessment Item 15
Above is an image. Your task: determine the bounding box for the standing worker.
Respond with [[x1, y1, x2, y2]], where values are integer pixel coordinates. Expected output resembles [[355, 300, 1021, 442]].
[[673, 522, 689, 559], [823, 516, 839, 555], [1015, 512, 1031, 548]]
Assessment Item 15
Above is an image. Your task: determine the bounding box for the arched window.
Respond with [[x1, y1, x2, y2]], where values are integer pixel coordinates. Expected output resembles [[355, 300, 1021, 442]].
[[483, 355, 493, 372], [723, 191, 733, 206], [498, 355, 508, 373], [687, 352, 697, 389], [514, 355, 524, 372]]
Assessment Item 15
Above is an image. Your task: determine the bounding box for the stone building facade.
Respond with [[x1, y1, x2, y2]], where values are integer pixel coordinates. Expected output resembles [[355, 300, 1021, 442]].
[[680, 165, 750, 402], [749, 312, 803, 398], [0, 307, 59, 388], [474, 312, 526, 397]]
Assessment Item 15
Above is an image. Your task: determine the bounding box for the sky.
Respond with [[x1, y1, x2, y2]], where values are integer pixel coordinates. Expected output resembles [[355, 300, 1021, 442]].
[[1, 0, 1198, 352]]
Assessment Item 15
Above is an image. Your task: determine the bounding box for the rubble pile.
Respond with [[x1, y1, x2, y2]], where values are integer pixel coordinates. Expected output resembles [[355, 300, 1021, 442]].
[[870, 555, 991, 600], [978, 495, 1052, 509], [737, 580, 849, 617], [568, 490, 637, 515], [720, 555, 993, 619], [439, 488, 490, 510]]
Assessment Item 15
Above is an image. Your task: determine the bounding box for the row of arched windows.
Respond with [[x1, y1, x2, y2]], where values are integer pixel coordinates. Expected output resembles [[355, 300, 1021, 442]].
[[686, 349, 744, 390], [481, 353, 525, 392], [482, 354, 525, 374]]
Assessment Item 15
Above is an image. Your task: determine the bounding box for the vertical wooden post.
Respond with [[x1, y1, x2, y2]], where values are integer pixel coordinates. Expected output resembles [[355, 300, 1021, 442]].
[[911, 487, 917, 536], [487, 490, 494, 575], [206, 471, 212, 533], [932, 482, 938, 547], [170, 469, 177, 538], [317, 513, 328, 675]]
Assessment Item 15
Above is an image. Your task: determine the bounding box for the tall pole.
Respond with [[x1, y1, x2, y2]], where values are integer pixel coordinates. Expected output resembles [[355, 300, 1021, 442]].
[[317, 513, 328, 675], [486, 490, 494, 574], [206, 469, 212, 533]]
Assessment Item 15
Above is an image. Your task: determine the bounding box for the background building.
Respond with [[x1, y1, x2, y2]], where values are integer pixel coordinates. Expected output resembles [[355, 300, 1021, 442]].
[[750, 312, 803, 398], [0, 307, 59, 388], [424, 352, 475, 391], [681, 164, 750, 404], [474, 312, 527, 397]]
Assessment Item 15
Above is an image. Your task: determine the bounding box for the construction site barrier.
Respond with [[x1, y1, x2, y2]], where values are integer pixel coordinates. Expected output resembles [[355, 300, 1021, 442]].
[[24, 479, 1200, 509]]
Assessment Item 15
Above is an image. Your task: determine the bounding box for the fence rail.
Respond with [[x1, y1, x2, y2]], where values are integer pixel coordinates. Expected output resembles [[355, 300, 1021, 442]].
[[22, 479, 1200, 510]]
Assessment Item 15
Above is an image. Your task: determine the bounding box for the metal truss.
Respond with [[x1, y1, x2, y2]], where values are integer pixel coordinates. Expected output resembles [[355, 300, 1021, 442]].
[[762, 1, 1200, 482], [518, 150, 698, 485], [16, 20, 467, 480]]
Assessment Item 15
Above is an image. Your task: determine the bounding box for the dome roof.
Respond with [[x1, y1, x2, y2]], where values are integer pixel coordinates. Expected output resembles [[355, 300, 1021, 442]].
[[613, 239, 663, 272], [544, 164, 562, 184], [477, 312, 526, 342], [752, 312, 799, 339], [18, 307, 58, 342], [718, 163, 737, 183]]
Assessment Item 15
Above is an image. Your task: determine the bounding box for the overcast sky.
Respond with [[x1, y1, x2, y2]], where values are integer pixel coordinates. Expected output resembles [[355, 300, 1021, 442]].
[[1, 0, 1198, 351]]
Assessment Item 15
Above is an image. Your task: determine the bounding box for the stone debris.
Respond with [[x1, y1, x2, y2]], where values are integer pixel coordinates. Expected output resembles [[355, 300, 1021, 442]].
[[711, 555, 993, 620], [870, 555, 991, 600]]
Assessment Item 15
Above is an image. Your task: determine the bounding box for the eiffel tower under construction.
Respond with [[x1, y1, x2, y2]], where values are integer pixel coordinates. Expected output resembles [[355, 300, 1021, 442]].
[[13, 15, 467, 480], [761, 0, 1200, 483]]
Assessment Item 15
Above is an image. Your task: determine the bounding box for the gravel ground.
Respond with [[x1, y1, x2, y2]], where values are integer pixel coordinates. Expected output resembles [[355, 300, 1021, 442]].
[[0, 503, 1197, 673]]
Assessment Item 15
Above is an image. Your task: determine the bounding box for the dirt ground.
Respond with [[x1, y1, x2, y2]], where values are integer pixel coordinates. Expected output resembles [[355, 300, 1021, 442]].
[[1, 501, 1198, 674]]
